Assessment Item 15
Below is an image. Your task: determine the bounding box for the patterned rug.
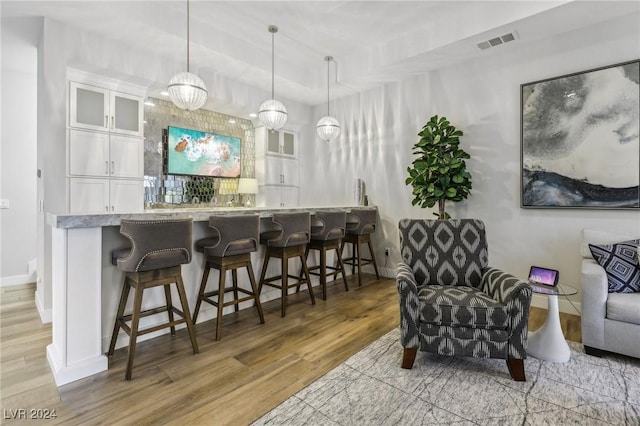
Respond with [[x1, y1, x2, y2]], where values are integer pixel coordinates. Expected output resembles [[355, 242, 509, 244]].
[[252, 329, 640, 425]]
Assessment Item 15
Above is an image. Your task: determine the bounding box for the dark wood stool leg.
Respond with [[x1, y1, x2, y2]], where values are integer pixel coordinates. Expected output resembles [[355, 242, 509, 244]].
[[281, 255, 288, 318], [108, 276, 131, 356], [125, 284, 144, 381], [355, 239, 362, 287], [192, 261, 211, 323], [506, 359, 526, 381], [319, 246, 327, 300], [232, 269, 239, 313], [401, 348, 417, 369], [163, 284, 176, 335], [296, 245, 311, 292], [336, 247, 349, 292], [175, 274, 199, 354], [258, 252, 270, 295], [215, 267, 227, 341], [300, 253, 315, 305], [246, 261, 265, 324], [367, 239, 380, 279]]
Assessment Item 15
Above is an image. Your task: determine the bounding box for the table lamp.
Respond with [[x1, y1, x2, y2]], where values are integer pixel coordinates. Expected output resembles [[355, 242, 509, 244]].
[[237, 178, 258, 207]]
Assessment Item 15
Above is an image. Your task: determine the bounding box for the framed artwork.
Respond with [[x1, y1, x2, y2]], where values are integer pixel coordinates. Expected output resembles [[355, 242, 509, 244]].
[[166, 126, 241, 178], [521, 59, 639, 209]]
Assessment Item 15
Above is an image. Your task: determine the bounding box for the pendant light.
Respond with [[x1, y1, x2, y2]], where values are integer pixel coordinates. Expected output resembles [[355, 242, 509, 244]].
[[316, 56, 341, 141], [167, 0, 208, 111], [258, 25, 288, 130]]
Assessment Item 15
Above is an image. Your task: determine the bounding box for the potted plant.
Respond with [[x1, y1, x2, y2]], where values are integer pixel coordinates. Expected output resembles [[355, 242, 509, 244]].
[[405, 115, 472, 219]]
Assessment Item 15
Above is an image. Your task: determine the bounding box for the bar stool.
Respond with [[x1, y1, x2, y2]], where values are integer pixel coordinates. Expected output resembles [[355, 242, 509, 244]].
[[192, 215, 264, 341], [340, 208, 380, 287], [258, 212, 315, 317], [303, 211, 349, 300], [107, 218, 199, 380]]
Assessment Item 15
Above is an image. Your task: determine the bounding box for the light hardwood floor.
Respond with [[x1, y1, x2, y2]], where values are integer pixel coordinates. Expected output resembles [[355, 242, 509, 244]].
[[1, 277, 581, 425]]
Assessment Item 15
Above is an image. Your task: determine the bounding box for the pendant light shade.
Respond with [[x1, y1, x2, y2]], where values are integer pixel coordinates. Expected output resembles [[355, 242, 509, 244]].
[[168, 0, 208, 111], [316, 56, 341, 141], [259, 25, 288, 130]]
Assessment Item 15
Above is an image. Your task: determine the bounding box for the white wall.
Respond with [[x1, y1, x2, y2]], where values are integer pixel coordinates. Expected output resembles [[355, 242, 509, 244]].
[[299, 13, 640, 313], [0, 18, 40, 286]]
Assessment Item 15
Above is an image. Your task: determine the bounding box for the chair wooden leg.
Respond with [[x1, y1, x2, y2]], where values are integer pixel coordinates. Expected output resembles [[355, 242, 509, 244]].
[[163, 284, 176, 335], [355, 240, 362, 287], [281, 256, 288, 318], [175, 275, 199, 354], [506, 358, 526, 381], [401, 348, 417, 369], [296, 246, 311, 292], [108, 277, 130, 356], [125, 284, 144, 381], [258, 253, 270, 295], [192, 261, 210, 323], [246, 262, 265, 324], [232, 269, 239, 313], [300, 254, 316, 306], [367, 239, 380, 279], [336, 247, 349, 292], [215, 268, 226, 341], [319, 247, 327, 300]]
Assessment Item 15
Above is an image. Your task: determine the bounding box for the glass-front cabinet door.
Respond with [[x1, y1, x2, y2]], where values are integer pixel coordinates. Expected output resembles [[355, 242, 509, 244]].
[[70, 82, 109, 132], [110, 91, 144, 137]]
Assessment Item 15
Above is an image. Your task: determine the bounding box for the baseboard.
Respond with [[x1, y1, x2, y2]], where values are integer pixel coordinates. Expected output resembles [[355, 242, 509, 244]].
[[35, 290, 52, 324], [0, 274, 35, 288], [378, 267, 395, 279], [531, 293, 582, 316]]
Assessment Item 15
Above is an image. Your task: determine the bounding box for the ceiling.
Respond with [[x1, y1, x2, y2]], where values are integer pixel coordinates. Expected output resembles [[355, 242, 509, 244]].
[[3, 1, 639, 110]]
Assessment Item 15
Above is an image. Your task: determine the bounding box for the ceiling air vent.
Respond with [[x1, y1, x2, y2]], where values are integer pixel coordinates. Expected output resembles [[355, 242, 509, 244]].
[[477, 31, 518, 50]]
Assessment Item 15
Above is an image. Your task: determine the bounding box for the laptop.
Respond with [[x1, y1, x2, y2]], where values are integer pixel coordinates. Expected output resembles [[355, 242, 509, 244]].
[[528, 266, 559, 294]]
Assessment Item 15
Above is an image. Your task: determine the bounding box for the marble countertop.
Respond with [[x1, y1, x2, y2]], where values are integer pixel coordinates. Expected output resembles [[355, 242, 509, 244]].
[[47, 205, 376, 229]]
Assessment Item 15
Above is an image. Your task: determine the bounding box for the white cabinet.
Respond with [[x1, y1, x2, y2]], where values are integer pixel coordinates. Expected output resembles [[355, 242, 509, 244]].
[[255, 125, 300, 208], [70, 81, 144, 137], [257, 185, 299, 208], [69, 130, 143, 178], [69, 178, 143, 213]]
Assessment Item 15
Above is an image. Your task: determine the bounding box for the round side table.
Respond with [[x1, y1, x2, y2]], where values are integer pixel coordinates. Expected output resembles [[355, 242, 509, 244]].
[[527, 283, 578, 363]]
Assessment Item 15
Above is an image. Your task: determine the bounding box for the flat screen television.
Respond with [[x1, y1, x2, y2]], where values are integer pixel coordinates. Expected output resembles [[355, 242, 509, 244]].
[[166, 126, 241, 177]]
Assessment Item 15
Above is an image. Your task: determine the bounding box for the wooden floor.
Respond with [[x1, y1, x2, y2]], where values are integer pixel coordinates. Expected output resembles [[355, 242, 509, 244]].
[[0, 277, 581, 425]]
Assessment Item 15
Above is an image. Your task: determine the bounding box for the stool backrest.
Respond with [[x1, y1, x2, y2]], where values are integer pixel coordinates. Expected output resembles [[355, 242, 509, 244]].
[[313, 211, 346, 241], [117, 219, 193, 272], [266, 212, 310, 247], [346, 208, 376, 235], [207, 215, 259, 257]]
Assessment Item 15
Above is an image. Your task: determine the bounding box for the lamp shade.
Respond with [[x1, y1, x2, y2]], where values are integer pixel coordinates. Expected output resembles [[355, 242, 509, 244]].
[[258, 99, 288, 130], [167, 71, 208, 111], [237, 178, 259, 194], [316, 115, 341, 141]]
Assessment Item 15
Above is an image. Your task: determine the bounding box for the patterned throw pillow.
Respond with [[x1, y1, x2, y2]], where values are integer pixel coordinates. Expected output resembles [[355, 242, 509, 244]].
[[588, 239, 640, 293]]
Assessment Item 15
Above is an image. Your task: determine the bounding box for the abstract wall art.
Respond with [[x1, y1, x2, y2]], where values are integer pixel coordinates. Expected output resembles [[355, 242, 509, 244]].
[[521, 59, 639, 209]]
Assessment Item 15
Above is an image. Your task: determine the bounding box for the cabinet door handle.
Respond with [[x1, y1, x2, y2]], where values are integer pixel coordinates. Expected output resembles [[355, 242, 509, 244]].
[[105, 115, 108, 127], [105, 161, 109, 174], [105, 205, 109, 211], [111, 116, 114, 129], [111, 205, 114, 211], [111, 161, 115, 175]]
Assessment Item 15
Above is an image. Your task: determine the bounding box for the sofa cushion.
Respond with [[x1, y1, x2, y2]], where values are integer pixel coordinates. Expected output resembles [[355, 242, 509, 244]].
[[418, 285, 508, 329], [589, 239, 640, 293], [607, 292, 640, 325]]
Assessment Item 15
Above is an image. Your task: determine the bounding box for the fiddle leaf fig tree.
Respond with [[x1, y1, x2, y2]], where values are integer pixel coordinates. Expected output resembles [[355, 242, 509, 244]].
[[406, 115, 472, 219]]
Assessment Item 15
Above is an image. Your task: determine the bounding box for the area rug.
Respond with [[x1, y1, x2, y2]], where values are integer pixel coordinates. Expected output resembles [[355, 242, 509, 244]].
[[252, 329, 640, 425]]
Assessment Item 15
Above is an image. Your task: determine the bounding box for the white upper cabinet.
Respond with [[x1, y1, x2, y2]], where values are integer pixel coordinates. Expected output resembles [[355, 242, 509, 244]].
[[68, 130, 143, 179], [70, 81, 143, 137], [256, 126, 297, 158]]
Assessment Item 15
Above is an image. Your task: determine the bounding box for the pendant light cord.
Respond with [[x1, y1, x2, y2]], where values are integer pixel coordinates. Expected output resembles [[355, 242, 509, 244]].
[[271, 29, 275, 99], [327, 58, 330, 116], [186, 0, 190, 72]]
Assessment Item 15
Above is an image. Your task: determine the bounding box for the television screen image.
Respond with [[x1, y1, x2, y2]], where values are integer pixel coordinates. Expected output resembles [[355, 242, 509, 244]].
[[167, 126, 241, 177]]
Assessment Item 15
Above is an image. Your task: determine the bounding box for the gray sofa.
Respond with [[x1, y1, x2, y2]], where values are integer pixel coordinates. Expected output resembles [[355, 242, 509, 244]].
[[581, 229, 640, 359]]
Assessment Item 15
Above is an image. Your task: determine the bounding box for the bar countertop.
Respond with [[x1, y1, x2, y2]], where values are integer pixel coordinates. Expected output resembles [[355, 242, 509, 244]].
[[47, 205, 376, 229]]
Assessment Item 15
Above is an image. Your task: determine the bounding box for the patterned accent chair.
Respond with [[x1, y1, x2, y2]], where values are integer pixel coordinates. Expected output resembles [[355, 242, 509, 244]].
[[396, 219, 532, 381]]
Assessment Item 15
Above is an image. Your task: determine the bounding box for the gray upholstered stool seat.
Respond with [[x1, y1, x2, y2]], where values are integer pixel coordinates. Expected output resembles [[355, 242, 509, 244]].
[[303, 211, 349, 300], [107, 218, 199, 381], [192, 215, 264, 340], [341, 208, 380, 287], [258, 212, 315, 317]]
